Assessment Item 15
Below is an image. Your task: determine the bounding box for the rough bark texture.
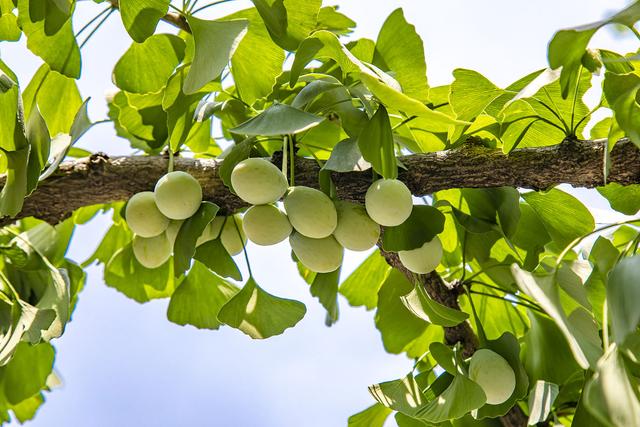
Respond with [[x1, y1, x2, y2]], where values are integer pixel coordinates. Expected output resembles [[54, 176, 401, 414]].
[[5, 138, 638, 227]]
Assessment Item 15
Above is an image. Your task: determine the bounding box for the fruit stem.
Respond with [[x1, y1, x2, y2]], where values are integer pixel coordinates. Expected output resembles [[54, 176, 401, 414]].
[[232, 216, 253, 278], [168, 150, 175, 173], [289, 134, 295, 186], [282, 136, 288, 185]]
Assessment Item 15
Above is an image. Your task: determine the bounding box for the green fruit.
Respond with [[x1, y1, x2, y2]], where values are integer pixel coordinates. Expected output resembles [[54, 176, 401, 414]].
[[333, 201, 380, 251], [289, 232, 343, 273], [125, 191, 169, 237], [196, 216, 224, 246], [154, 171, 203, 220], [365, 179, 413, 226], [230, 158, 288, 205], [165, 220, 183, 247], [398, 237, 442, 274], [132, 234, 172, 269], [468, 349, 516, 405], [284, 186, 337, 238], [220, 215, 247, 255], [243, 204, 292, 246]]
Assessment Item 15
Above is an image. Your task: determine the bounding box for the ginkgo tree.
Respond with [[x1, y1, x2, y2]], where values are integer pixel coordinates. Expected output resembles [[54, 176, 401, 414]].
[[0, 0, 640, 425]]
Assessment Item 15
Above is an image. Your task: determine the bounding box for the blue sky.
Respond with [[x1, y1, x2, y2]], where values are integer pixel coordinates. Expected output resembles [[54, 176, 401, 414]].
[[3, 0, 636, 426]]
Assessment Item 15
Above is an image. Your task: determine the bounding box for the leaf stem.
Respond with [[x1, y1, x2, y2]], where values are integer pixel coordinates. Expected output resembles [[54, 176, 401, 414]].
[[569, 65, 583, 136], [192, 0, 236, 14], [75, 6, 112, 37], [469, 290, 545, 313], [79, 8, 115, 49], [602, 299, 610, 350], [232, 216, 253, 278], [391, 115, 417, 131]]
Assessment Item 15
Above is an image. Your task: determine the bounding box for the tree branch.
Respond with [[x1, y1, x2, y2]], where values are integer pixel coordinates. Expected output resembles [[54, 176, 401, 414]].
[[4, 138, 638, 227]]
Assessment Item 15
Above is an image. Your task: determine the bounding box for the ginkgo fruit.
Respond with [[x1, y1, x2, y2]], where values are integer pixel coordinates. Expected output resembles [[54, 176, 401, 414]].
[[284, 186, 337, 238], [220, 215, 247, 255], [196, 217, 224, 246], [468, 349, 516, 405], [243, 204, 292, 246], [154, 171, 203, 220], [132, 234, 172, 269], [289, 233, 344, 273], [125, 191, 169, 237], [333, 201, 380, 251], [365, 178, 413, 226], [398, 237, 442, 274], [231, 158, 288, 205]]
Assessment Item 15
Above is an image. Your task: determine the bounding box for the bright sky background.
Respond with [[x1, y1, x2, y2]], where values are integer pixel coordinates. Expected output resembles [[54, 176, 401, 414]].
[[3, 0, 637, 426]]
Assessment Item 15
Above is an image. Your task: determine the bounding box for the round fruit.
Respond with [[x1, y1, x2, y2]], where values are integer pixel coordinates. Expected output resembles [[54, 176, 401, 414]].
[[132, 234, 172, 269], [165, 220, 183, 246], [284, 186, 337, 238], [398, 237, 443, 274], [154, 171, 203, 220], [365, 179, 413, 226], [289, 233, 344, 273], [243, 204, 292, 246], [468, 349, 516, 405], [220, 215, 247, 255], [196, 216, 224, 246], [333, 201, 380, 251], [125, 191, 169, 237], [230, 158, 288, 205]]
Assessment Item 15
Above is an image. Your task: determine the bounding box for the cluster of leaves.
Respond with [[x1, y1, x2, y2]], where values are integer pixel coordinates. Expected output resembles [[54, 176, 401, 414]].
[[1, 0, 640, 424]]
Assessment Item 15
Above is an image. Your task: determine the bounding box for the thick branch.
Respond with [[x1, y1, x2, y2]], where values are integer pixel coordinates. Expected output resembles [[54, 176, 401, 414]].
[[4, 138, 638, 226]]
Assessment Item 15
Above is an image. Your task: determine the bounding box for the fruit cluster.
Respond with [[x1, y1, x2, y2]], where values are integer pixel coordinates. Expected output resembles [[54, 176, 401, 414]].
[[230, 157, 443, 274], [125, 171, 246, 268], [125, 157, 443, 274]]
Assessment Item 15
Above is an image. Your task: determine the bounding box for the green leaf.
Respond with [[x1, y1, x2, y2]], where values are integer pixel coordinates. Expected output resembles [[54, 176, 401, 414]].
[[217, 277, 306, 339], [512, 265, 602, 369], [523, 310, 581, 385], [347, 403, 391, 427], [25, 105, 50, 193], [104, 243, 176, 303], [194, 239, 242, 281], [607, 255, 640, 345], [0, 0, 20, 41], [2, 342, 54, 404], [522, 189, 594, 249], [250, 0, 321, 51], [382, 205, 445, 251], [167, 261, 239, 330], [9, 393, 44, 424], [548, 2, 640, 98], [357, 105, 397, 179], [339, 251, 390, 310], [309, 268, 340, 326], [118, 0, 169, 43], [0, 148, 29, 218], [603, 72, 640, 147], [401, 283, 468, 327], [322, 138, 370, 173], [17, 0, 80, 78], [450, 69, 504, 121], [373, 8, 429, 102], [173, 202, 219, 277], [113, 34, 185, 94], [230, 103, 324, 136], [39, 98, 93, 181], [217, 137, 254, 190], [416, 374, 486, 422], [183, 16, 248, 94], [23, 65, 83, 136], [584, 345, 640, 427], [369, 373, 426, 416], [316, 6, 355, 35], [374, 269, 430, 356], [597, 183, 640, 215], [223, 8, 284, 105], [527, 380, 559, 425]]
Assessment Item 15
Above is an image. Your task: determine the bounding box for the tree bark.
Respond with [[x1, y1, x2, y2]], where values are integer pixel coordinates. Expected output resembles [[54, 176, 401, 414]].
[[5, 138, 638, 227]]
